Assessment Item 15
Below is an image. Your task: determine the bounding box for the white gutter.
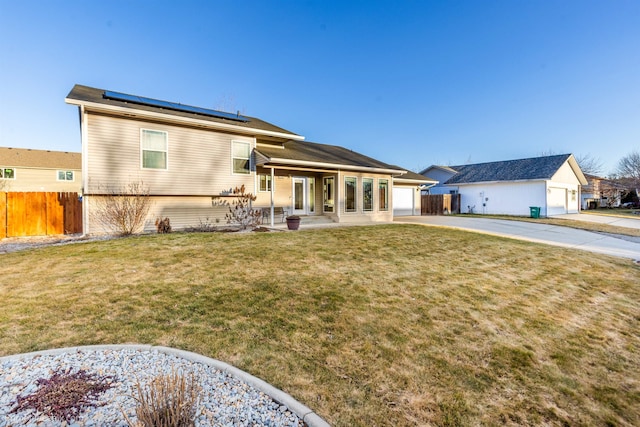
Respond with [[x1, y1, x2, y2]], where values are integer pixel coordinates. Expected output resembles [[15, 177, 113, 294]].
[[263, 157, 404, 175], [64, 98, 305, 141]]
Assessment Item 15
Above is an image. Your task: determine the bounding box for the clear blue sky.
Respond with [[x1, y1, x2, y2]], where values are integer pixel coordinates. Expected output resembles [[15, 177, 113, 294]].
[[1, 0, 638, 175]]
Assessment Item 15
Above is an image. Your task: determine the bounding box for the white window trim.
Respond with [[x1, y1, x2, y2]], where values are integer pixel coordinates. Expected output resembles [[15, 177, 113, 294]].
[[345, 176, 358, 213], [231, 140, 251, 175], [56, 170, 75, 182], [362, 178, 374, 212], [323, 176, 335, 213], [1, 167, 16, 180], [379, 179, 389, 211], [259, 174, 273, 192], [140, 128, 169, 170]]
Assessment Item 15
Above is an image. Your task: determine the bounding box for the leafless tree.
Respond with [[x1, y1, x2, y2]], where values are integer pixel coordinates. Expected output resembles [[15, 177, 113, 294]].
[[574, 153, 604, 176], [616, 150, 640, 191], [91, 181, 152, 235]]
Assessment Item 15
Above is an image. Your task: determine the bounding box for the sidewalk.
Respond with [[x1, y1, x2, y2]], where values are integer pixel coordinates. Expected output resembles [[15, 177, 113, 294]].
[[553, 212, 640, 229], [396, 216, 640, 262]]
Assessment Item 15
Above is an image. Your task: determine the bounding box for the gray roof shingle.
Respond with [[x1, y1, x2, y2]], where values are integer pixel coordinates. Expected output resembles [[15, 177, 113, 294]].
[[0, 147, 81, 169], [445, 154, 574, 184], [255, 140, 405, 173]]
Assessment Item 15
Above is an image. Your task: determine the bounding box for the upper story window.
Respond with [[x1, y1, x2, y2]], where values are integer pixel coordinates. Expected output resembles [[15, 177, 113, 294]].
[[141, 129, 168, 170], [1, 168, 15, 179], [232, 141, 251, 174], [57, 171, 74, 181], [259, 174, 272, 191]]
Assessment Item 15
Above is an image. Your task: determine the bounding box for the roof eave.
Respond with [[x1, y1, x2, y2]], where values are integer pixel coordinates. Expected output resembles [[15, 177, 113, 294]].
[[65, 98, 305, 141], [261, 156, 404, 174], [566, 154, 589, 185]]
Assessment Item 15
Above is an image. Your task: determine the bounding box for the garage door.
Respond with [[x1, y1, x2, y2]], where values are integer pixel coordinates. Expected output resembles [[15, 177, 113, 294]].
[[393, 187, 414, 216], [547, 187, 567, 216]]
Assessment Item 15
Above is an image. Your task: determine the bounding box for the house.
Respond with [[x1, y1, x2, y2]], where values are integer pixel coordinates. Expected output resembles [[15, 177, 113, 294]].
[[65, 84, 430, 234], [420, 154, 587, 216], [0, 147, 82, 192], [581, 174, 626, 209]]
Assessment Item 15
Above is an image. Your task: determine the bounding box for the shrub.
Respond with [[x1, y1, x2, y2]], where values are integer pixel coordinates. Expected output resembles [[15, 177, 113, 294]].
[[155, 217, 172, 234], [10, 369, 113, 423], [224, 185, 261, 230], [91, 181, 152, 235], [128, 370, 200, 427]]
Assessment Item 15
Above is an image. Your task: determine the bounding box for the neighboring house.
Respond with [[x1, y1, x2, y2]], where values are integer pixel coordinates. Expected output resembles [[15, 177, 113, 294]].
[[0, 147, 82, 192], [418, 165, 458, 195], [581, 174, 626, 209], [420, 154, 587, 216], [65, 84, 430, 234]]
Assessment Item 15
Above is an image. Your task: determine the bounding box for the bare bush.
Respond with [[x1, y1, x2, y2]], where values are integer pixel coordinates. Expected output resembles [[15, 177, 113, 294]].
[[224, 185, 261, 230], [91, 181, 152, 235], [155, 217, 172, 234], [127, 370, 200, 427], [10, 369, 113, 423]]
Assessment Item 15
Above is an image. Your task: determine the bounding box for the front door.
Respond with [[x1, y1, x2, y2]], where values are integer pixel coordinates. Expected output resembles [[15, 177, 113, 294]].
[[293, 177, 307, 215]]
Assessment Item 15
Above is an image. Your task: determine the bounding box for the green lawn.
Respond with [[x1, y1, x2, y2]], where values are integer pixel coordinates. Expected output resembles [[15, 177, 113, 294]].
[[1, 225, 639, 426]]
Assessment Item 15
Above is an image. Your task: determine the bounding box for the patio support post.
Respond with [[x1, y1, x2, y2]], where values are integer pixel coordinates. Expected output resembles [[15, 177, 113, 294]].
[[270, 167, 275, 227]]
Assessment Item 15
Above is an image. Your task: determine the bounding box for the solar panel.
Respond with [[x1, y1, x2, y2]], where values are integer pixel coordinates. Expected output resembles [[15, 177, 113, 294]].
[[103, 90, 250, 122]]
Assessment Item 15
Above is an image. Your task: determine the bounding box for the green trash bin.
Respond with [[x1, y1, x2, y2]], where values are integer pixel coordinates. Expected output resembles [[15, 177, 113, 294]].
[[529, 206, 541, 218]]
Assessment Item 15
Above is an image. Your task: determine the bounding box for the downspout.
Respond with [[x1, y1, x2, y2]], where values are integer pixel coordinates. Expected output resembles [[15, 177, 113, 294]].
[[80, 105, 89, 235], [270, 167, 275, 227]]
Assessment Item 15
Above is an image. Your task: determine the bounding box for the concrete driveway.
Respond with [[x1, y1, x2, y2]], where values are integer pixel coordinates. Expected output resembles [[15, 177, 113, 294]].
[[396, 215, 640, 262], [552, 212, 640, 229]]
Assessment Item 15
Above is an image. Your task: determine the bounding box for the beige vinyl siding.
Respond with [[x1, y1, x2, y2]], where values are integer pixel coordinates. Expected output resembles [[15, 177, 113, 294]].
[[85, 195, 231, 234], [1, 167, 82, 192], [336, 171, 394, 223], [85, 113, 255, 196]]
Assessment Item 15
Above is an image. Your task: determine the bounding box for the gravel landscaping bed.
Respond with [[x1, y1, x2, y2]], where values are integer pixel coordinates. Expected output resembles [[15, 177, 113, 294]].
[[0, 348, 305, 427]]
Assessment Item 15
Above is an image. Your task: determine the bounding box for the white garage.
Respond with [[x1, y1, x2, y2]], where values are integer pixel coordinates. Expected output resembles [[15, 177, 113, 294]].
[[421, 154, 587, 217], [393, 187, 414, 216], [547, 187, 568, 216]]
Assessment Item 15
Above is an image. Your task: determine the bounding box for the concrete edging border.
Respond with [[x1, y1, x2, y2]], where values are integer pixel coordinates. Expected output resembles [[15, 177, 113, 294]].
[[0, 344, 330, 427]]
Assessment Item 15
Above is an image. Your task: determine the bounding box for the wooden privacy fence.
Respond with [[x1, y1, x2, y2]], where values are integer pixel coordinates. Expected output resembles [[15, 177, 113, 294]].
[[421, 194, 461, 215], [0, 192, 82, 238]]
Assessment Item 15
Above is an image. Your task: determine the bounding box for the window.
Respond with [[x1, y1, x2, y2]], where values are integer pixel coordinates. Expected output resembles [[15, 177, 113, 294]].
[[259, 174, 272, 191], [363, 178, 373, 212], [232, 141, 251, 174], [1, 168, 15, 179], [141, 129, 168, 169], [309, 177, 315, 213], [323, 176, 335, 213], [57, 170, 74, 181], [345, 177, 357, 212], [379, 179, 389, 211]]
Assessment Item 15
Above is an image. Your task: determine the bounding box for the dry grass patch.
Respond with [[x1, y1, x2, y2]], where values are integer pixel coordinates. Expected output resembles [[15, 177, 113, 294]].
[[1, 225, 639, 426]]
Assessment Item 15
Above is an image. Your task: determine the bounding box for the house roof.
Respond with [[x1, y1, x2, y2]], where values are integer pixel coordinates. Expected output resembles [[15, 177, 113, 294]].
[[0, 147, 81, 169], [394, 170, 438, 184], [444, 154, 587, 185], [418, 164, 457, 176], [255, 140, 406, 174], [65, 85, 303, 140]]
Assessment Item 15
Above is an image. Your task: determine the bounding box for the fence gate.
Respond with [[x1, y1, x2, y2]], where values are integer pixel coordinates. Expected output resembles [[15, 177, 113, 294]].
[[0, 192, 82, 238], [421, 194, 461, 215]]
